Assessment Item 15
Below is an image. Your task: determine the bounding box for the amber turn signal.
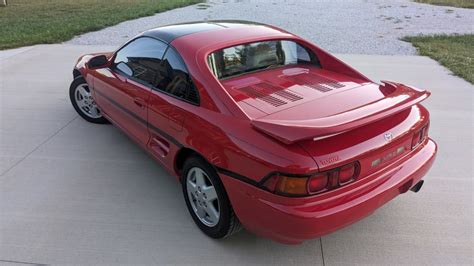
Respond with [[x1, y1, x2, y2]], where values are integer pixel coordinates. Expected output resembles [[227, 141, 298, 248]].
[[275, 176, 308, 196]]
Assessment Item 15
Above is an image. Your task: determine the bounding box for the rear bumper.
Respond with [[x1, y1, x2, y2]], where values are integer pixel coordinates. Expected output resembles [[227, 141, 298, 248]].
[[220, 139, 437, 244]]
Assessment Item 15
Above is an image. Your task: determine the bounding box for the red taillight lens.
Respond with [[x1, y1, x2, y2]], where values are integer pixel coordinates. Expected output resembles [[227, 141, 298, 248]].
[[339, 163, 356, 184], [411, 130, 421, 148], [421, 124, 429, 139], [412, 124, 429, 149], [308, 173, 329, 193]]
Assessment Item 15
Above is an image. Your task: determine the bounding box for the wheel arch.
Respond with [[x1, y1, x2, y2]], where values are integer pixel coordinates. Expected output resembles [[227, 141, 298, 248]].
[[73, 68, 82, 79], [174, 147, 205, 180], [174, 147, 223, 182]]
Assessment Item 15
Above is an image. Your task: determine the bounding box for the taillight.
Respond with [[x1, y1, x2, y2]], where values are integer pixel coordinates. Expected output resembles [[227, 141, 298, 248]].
[[412, 124, 429, 149], [276, 176, 308, 196], [411, 130, 422, 148], [308, 173, 329, 193], [339, 163, 356, 184], [262, 162, 360, 196]]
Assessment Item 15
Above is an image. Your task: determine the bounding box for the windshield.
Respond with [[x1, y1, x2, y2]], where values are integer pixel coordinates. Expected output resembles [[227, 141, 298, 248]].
[[208, 40, 320, 79]]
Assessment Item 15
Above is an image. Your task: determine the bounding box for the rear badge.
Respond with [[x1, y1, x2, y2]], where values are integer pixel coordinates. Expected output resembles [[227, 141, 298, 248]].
[[384, 132, 393, 142], [319, 155, 341, 166], [371, 146, 405, 167]]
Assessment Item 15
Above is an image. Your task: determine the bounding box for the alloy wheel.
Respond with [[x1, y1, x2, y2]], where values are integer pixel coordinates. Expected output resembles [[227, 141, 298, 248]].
[[74, 83, 102, 119], [186, 167, 220, 227]]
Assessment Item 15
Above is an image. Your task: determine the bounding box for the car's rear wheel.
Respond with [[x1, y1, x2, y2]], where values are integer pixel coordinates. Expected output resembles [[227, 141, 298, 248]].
[[182, 156, 242, 239], [69, 76, 108, 124]]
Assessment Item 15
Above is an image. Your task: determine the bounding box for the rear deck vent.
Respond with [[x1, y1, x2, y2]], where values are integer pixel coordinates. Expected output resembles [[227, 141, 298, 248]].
[[274, 90, 303, 101], [308, 74, 345, 89], [256, 83, 303, 102], [239, 86, 287, 107], [306, 83, 333, 92], [290, 74, 344, 92]]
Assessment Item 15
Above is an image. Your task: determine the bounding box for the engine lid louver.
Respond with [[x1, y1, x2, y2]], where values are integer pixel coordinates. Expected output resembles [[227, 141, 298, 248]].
[[289, 73, 344, 92], [238, 82, 303, 107]]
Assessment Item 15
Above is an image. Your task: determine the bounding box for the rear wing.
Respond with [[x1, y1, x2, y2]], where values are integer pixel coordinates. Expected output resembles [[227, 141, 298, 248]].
[[251, 81, 430, 144]]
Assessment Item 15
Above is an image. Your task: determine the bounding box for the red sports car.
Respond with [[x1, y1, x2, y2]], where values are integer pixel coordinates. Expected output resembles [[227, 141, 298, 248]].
[[70, 21, 437, 244]]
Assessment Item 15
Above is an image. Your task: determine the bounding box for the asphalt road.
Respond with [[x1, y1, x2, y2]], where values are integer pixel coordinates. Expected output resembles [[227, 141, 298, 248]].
[[67, 0, 474, 55], [0, 45, 472, 265]]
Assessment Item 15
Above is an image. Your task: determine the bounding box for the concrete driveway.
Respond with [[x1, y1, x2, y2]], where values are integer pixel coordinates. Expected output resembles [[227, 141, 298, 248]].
[[0, 45, 472, 265], [67, 0, 474, 55]]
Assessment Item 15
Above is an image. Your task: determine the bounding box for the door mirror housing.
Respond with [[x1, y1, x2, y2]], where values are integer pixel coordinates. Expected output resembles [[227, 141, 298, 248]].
[[88, 55, 109, 69]]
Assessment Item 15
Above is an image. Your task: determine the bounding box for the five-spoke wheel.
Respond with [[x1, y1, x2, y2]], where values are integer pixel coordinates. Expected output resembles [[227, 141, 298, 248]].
[[74, 83, 101, 119], [69, 76, 108, 124], [182, 156, 242, 238], [186, 167, 220, 227]]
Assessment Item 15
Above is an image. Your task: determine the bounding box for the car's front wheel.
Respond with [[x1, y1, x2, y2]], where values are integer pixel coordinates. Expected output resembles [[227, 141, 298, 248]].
[[69, 76, 108, 124], [182, 156, 242, 239]]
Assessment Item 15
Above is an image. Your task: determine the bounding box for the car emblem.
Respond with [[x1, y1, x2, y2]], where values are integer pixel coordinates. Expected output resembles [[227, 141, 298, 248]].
[[384, 132, 393, 142]]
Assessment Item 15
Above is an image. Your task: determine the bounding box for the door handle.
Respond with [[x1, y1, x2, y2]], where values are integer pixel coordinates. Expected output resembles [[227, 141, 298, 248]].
[[133, 98, 145, 108]]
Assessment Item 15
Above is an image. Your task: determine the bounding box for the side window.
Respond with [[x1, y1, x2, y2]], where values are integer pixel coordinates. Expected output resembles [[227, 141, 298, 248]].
[[296, 44, 311, 63], [157, 48, 199, 104], [113, 37, 167, 86]]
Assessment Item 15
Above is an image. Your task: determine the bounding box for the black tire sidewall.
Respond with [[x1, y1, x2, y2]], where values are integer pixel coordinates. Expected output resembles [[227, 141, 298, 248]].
[[182, 156, 232, 239], [69, 76, 108, 124]]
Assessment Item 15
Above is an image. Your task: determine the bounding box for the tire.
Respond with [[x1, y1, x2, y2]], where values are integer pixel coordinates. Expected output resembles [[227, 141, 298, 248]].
[[182, 156, 242, 239], [69, 76, 108, 124]]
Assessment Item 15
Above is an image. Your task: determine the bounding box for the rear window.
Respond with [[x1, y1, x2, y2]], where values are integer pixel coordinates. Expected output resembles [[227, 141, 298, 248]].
[[208, 40, 320, 79]]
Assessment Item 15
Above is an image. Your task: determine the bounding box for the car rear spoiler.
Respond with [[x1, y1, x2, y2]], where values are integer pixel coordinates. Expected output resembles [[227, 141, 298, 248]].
[[251, 81, 430, 144]]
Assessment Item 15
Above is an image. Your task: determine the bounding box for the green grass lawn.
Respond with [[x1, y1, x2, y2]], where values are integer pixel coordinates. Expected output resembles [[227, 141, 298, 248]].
[[404, 35, 474, 84], [0, 0, 202, 50], [414, 0, 474, 8], [410, 1, 474, 84]]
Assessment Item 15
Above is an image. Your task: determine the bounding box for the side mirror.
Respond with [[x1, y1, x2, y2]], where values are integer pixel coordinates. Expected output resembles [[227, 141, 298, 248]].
[[88, 55, 108, 69]]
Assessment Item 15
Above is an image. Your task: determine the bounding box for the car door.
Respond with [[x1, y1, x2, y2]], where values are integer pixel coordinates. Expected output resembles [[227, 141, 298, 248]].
[[93, 37, 168, 147], [147, 47, 200, 163]]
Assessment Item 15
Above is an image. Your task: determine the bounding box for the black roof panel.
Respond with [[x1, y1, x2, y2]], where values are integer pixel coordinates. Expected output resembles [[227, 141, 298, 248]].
[[142, 22, 224, 43], [141, 21, 267, 43]]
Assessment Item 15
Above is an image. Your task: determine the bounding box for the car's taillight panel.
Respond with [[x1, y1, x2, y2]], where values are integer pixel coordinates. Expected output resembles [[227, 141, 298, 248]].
[[412, 124, 429, 149], [276, 176, 308, 196], [262, 162, 360, 196], [307, 173, 329, 193], [339, 163, 357, 184]]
